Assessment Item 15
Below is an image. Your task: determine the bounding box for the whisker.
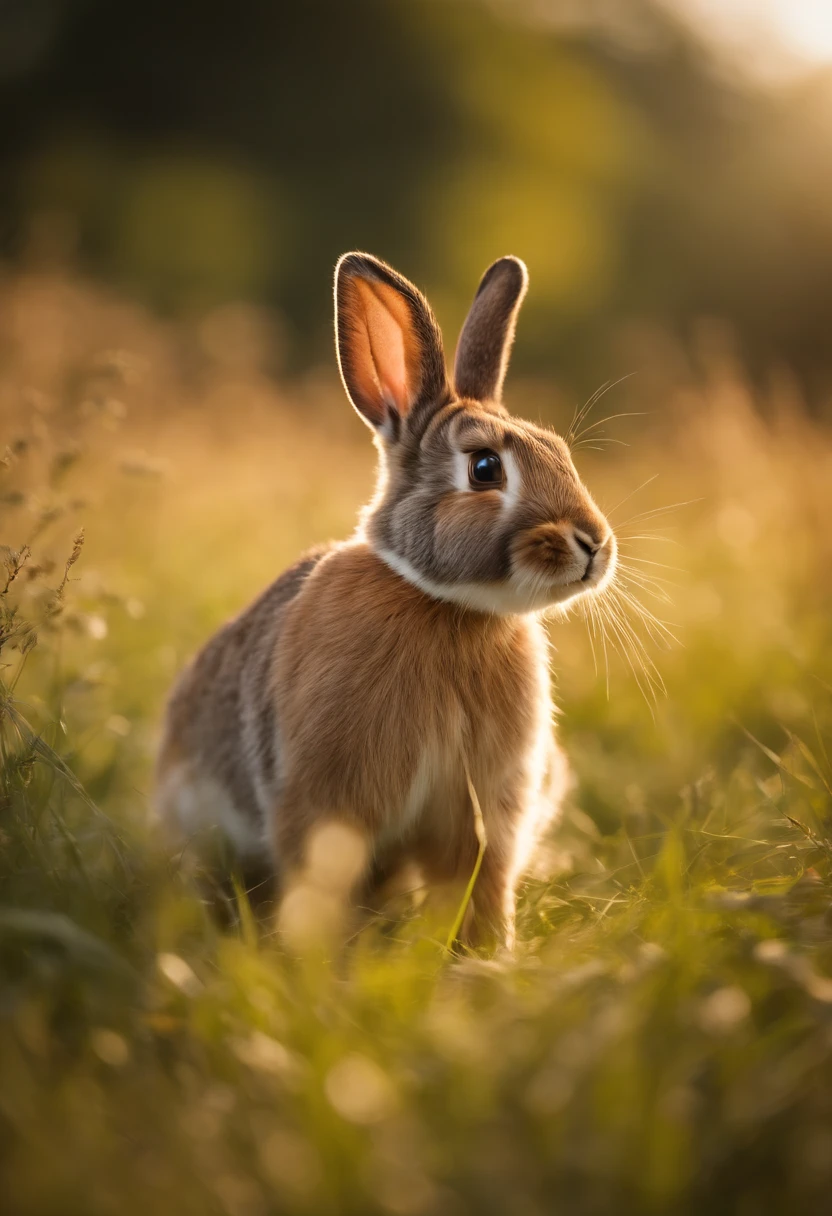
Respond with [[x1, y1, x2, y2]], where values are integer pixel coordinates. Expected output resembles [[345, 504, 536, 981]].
[[604, 474, 659, 520], [595, 599, 613, 701], [566, 382, 609, 446], [571, 438, 630, 454], [617, 559, 675, 587], [596, 595, 661, 710], [581, 597, 600, 678], [608, 583, 680, 649], [615, 497, 702, 529], [617, 578, 674, 606], [566, 373, 637, 446], [617, 570, 674, 606], [618, 554, 682, 572], [583, 554, 683, 709], [616, 565, 675, 596], [616, 534, 680, 546], [585, 594, 611, 700], [605, 602, 667, 697], [610, 575, 678, 627], [571, 408, 646, 446]]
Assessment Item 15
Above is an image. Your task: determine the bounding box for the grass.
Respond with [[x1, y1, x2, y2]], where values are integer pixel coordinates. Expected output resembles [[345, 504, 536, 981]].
[[2, 270, 832, 1214]]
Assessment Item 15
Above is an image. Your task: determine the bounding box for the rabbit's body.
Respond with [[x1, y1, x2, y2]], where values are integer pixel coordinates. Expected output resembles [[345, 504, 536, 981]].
[[158, 540, 563, 934], [272, 543, 562, 900], [156, 548, 328, 867], [157, 252, 615, 949]]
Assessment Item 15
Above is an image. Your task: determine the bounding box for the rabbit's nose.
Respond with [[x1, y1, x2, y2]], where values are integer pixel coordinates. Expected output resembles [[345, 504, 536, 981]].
[[572, 526, 608, 559], [570, 526, 612, 581], [572, 531, 599, 558]]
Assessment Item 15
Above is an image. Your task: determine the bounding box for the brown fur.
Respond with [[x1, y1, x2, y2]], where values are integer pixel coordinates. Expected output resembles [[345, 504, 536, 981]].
[[156, 252, 616, 951], [271, 543, 554, 940], [454, 256, 528, 402]]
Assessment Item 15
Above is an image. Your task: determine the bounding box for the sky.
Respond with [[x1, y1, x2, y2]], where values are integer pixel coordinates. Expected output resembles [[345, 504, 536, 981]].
[[671, 0, 832, 79]]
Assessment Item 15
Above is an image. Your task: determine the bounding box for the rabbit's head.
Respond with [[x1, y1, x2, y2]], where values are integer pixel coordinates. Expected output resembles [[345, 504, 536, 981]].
[[335, 252, 616, 615]]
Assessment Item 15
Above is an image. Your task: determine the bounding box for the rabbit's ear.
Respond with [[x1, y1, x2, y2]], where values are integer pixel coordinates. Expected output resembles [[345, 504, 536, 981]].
[[454, 257, 528, 403], [335, 253, 447, 433]]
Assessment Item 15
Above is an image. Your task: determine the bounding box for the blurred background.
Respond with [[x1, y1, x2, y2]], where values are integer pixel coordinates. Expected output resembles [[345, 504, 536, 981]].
[[4, 5, 832, 1212], [3, 0, 832, 400]]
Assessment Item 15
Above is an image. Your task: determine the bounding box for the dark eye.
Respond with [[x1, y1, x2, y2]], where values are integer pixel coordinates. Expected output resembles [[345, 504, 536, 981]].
[[469, 449, 504, 489]]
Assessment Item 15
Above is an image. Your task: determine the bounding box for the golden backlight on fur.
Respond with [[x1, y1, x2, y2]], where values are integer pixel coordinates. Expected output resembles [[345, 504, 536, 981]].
[[335, 254, 446, 429], [339, 278, 410, 420], [156, 251, 615, 954]]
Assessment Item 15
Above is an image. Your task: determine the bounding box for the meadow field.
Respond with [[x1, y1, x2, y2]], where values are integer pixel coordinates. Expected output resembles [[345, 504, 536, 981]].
[[2, 269, 832, 1214]]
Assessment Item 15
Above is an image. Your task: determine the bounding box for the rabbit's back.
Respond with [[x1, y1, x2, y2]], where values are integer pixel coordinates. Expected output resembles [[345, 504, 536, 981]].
[[155, 547, 329, 862]]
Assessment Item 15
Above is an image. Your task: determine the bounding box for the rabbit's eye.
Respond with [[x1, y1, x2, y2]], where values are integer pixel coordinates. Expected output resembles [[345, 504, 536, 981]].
[[469, 450, 504, 489]]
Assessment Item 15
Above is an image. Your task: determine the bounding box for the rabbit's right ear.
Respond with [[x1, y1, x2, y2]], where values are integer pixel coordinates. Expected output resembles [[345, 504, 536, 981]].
[[335, 253, 448, 434]]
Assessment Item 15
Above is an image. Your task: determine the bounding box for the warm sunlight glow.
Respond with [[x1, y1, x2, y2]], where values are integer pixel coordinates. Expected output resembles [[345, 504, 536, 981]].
[[768, 0, 832, 60], [673, 0, 832, 78]]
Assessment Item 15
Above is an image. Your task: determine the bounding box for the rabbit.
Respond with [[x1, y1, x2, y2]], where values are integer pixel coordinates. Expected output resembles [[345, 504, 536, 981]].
[[155, 252, 616, 951]]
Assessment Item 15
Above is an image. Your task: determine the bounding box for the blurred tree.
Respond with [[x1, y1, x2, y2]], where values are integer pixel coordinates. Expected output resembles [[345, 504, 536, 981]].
[[2, 0, 832, 399]]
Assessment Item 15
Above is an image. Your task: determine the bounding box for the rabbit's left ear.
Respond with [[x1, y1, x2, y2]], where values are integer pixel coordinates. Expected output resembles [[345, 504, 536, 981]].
[[454, 256, 528, 403], [335, 253, 448, 433]]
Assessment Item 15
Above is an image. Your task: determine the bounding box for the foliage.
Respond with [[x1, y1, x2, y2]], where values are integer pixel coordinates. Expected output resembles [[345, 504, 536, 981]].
[[2, 272, 832, 1214], [5, 0, 832, 393]]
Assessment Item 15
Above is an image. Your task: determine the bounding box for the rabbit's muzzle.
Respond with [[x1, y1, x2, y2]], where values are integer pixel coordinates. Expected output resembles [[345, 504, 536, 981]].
[[510, 520, 616, 601]]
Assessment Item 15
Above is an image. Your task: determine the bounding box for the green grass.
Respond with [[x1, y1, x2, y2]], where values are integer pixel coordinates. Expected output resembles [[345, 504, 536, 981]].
[[2, 271, 832, 1214]]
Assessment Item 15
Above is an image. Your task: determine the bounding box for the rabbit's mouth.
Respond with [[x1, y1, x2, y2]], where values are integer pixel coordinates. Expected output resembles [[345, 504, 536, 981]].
[[509, 521, 617, 607], [579, 533, 617, 591]]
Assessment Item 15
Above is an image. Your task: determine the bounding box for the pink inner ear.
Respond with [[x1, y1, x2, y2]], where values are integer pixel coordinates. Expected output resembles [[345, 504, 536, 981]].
[[354, 278, 417, 417], [364, 292, 408, 413]]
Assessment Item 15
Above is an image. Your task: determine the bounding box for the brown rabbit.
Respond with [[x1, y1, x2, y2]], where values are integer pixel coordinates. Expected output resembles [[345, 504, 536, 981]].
[[156, 253, 616, 950]]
